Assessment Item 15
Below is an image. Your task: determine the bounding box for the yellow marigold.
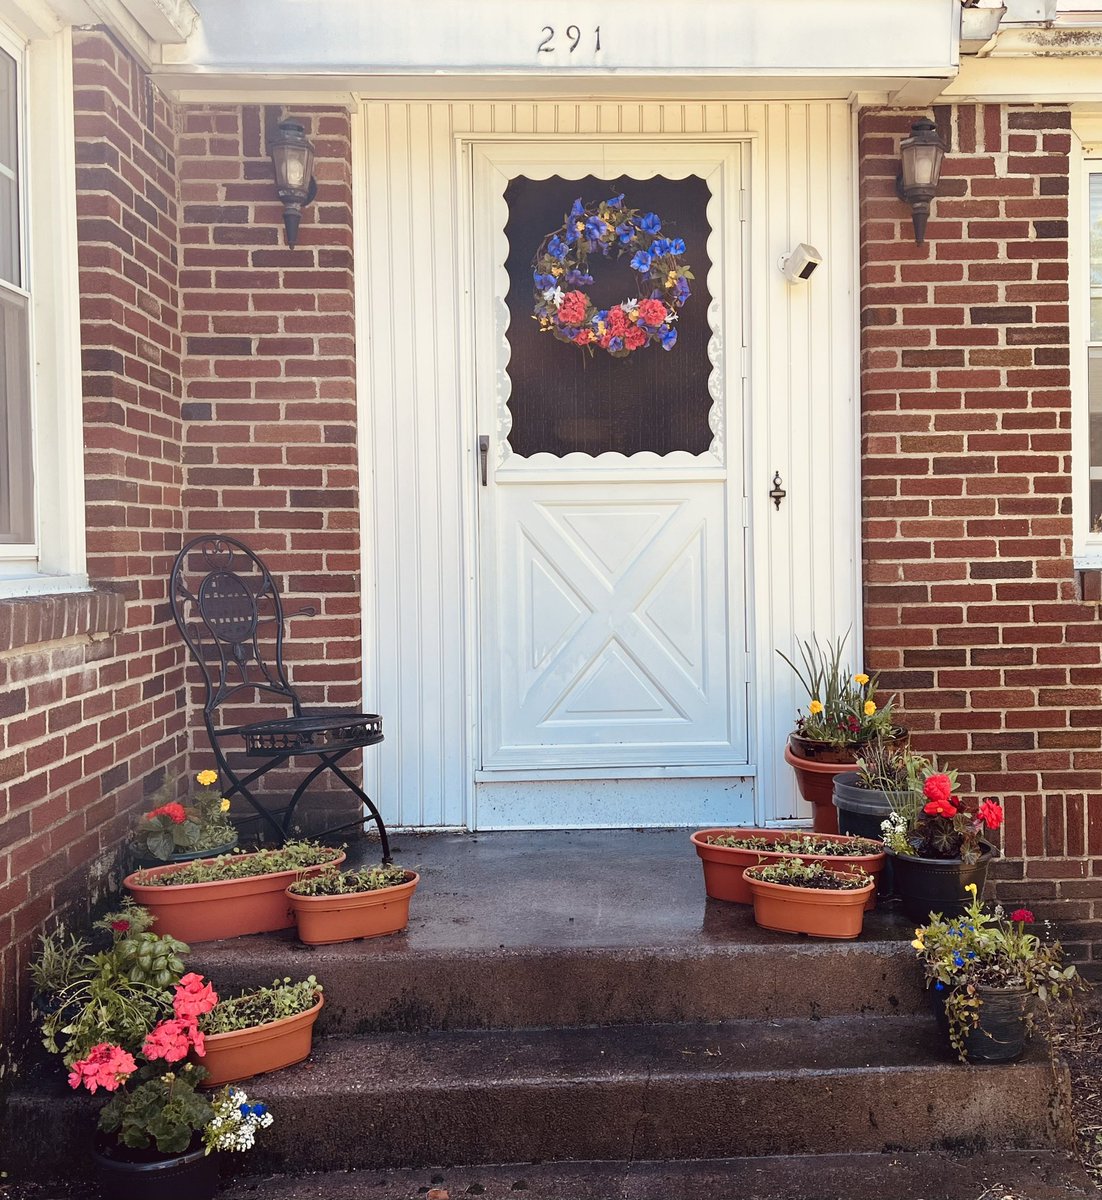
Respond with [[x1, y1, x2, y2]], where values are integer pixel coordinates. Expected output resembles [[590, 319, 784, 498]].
[[196, 770, 218, 787], [863, 700, 876, 716], [854, 673, 870, 685], [219, 798, 231, 812], [911, 938, 925, 951], [808, 699, 824, 715], [965, 882, 978, 895]]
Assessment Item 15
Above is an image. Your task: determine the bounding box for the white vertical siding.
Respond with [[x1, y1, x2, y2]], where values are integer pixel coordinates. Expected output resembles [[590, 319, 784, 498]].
[[357, 100, 858, 827]]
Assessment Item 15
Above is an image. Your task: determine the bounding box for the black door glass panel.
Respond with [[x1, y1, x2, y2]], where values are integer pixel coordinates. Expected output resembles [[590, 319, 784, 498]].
[[503, 174, 714, 458]]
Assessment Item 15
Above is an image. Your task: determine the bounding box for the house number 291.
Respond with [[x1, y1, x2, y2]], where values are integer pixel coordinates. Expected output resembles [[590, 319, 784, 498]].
[[537, 25, 602, 54]]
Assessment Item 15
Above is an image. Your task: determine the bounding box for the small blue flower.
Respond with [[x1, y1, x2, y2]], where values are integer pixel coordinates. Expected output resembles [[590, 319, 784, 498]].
[[608, 336, 624, 352], [966, 951, 976, 959], [651, 238, 672, 257], [673, 277, 691, 304], [253, 1104, 268, 1117], [669, 237, 686, 256], [953, 952, 964, 967], [239, 1103, 253, 1116], [606, 193, 624, 209], [569, 198, 585, 220], [547, 236, 567, 261], [565, 269, 593, 287], [934, 981, 945, 991], [640, 212, 662, 235], [584, 216, 607, 241], [533, 272, 556, 291], [616, 222, 635, 245], [630, 250, 652, 273], [660, 327, 677, 351]]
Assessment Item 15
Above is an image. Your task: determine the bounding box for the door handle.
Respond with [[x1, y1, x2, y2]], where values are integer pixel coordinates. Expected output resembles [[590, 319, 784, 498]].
[[478, 435, 489, 486]]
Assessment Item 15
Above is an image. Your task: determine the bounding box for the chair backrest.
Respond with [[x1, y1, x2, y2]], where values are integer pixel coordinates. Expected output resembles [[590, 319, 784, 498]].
[[170, 535, 303, 722]]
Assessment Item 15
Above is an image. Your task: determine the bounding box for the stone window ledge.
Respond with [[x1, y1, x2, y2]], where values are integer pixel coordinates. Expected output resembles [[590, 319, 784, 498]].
[[0, 586, 126, 654]]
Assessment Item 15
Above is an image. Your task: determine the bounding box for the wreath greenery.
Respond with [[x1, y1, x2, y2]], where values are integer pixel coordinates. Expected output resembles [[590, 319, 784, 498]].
[[531, 194, 694, 358]]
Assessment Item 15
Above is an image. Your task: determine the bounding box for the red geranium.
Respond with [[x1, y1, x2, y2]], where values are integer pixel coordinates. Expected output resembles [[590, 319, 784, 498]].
[[923, 797, 959, 820], [1010, 908, 1035, 924], [557, 291, 588, 326], [572, 329, 593, 346], [978, 798, 1004, 830], [922, 774, 953, 806], [606, 306, 629, 337], [67, 1043, 136, 1094]]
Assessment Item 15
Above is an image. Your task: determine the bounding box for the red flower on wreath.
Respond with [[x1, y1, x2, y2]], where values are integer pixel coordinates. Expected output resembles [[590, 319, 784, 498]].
[[607, 306, 629, 337], [557, 291, 588, 326], [623, 325, 647, 351], [636, 298, 668, 327]]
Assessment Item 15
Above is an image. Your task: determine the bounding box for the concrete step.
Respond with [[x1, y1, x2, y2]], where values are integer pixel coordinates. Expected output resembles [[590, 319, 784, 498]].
[[189, 915, 926, 1035], [2, 1015, 1070, 1181], [219, 1152, 1099, 1200]]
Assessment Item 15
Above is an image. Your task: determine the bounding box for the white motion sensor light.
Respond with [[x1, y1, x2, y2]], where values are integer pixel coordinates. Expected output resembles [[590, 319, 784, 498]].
[[779, 244, 823, 284]]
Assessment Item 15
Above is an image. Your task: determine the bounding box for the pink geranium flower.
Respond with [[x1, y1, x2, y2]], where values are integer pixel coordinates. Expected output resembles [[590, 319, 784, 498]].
[[142, 1019, 195, 1063], [173, 973, 218, 1022], [67, 1044, 136, 1093]]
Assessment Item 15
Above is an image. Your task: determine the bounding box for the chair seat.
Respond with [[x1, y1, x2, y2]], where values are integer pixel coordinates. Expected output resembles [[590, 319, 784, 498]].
[[239, 711, 384, 757]]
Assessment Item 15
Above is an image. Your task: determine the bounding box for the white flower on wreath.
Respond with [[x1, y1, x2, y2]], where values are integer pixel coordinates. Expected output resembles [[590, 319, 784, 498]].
[[543, 286, 566, 308], [620, 298, 638, 311]]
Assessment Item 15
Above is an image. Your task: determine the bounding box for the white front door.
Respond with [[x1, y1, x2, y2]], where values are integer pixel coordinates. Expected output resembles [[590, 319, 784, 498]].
[[472, 141, 752, 828]]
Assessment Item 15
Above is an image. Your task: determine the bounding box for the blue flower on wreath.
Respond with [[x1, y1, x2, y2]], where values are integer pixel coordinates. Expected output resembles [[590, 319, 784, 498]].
[[669, 237, 686, 256], [615, 222, 635, 245], [640, 212, 662, 234], [584, 215, 607, 242], [533, 272, 556, 291], [660, 327, 678, 351], [547, 235, 567, 261], [630, 250, 652, 273], [606, 193, 624, 208], [608, 336, 624, 352], [651, 238, 672, 257], [565, 269, 593, 287], [673, 277, 691, 304], [569, 198, 585, 219]]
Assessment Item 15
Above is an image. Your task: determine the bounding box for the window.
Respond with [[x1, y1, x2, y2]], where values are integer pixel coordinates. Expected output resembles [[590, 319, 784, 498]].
[[0, 20, 85, 597], [0, 40, 34, 554]]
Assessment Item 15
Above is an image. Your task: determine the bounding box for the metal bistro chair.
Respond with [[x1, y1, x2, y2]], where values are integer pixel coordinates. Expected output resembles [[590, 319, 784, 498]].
[[169, 535, 390, 861]]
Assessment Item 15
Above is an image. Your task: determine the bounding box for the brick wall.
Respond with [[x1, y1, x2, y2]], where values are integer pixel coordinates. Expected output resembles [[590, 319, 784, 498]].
[[859, 103, 1102, 967], [0, 30, 185, 1051], [177, 105, 363, 830]]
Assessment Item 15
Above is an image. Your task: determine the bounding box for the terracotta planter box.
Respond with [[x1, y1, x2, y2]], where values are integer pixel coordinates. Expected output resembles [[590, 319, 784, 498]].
[[198, 993, 323, 1087], [287, 871, 419, 946], [123, 850, 345, 944], [691, 828, 885, 910], [747, 871, 874, 940]]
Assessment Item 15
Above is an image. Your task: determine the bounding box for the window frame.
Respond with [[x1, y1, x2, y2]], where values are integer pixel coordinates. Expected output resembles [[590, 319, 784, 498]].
[[0, 18, 87, 598]]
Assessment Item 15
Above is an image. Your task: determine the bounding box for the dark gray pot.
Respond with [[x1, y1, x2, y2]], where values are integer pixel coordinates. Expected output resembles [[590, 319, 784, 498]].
[[831, 771, 893, 894]]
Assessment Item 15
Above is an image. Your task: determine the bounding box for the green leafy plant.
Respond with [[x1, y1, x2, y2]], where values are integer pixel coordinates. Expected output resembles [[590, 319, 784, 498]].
[[135, 841, 340, 887], [200, 977, 321, 1036], [287, 865, 411, 897], [705, 833, 882, 857], [132, 769, 236, 862], [99, 1062, 213, 1154], [913, 885, 1084, 1061], [777, 631, 896, 749], [32, 904, 189, 1065], [745, 859, 872, 891], [855, 739, 927, 792]]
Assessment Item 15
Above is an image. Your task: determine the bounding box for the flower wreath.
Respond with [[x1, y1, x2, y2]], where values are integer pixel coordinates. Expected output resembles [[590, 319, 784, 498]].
[[531, 194, 694, 358]]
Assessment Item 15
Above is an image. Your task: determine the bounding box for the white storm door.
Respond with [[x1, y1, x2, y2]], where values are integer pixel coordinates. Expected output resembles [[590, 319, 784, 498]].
[[473, 141, 748, 773]]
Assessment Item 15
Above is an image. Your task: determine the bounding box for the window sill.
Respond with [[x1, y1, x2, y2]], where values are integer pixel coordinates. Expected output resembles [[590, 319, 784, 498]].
[[0, 585, 126, 654]]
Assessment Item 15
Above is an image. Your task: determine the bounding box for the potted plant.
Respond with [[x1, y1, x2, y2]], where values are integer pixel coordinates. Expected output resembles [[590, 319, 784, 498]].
[[832, 739, 925, 841], [286, 864, 418, 945], [130, 769, 238, 867], [35, 921, 273, 1200], [880, 761, 1003, 922], [744, 859, 874, 940], [124, 841, 345, 944], [197, 976, 324, 1087], [913, 884, 1083, 1063], [31, 904, 189, 1067], [690, 829, 885, 909], [777, 633, 902, 833]]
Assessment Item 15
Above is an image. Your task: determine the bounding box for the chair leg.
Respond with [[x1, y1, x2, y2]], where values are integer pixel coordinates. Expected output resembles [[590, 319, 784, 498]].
[[324, 757, 392, 864], [208, 737, 288, 845], [280, 756, 334, 839]]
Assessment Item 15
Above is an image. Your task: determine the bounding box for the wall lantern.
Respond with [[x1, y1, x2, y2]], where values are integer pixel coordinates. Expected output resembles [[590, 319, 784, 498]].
[[895, 117, 946, 246], [269, 119, 317, 248]]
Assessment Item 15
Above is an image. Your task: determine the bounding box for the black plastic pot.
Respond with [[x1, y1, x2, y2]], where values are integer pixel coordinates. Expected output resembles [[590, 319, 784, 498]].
[[831, 772, 893, 895], [130, 838, 238, 871], [889, 843, 995, 923], [92, 1140, 219, 1200], [935, 985, 1031, 1063]]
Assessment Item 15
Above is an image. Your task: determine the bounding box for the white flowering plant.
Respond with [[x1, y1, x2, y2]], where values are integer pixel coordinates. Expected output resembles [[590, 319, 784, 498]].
[[202, 1086, 274, 1154]]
